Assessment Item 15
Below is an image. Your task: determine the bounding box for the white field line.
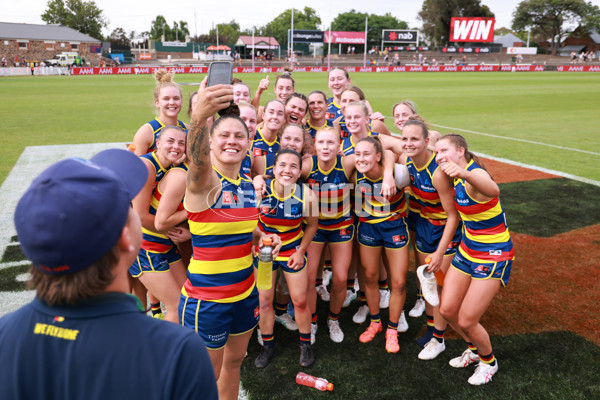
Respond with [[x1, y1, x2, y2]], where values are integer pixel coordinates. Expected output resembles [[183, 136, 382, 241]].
[[474, 152, 600, 187], [429, 123, 600, 156], [0, 143, 128, 316]]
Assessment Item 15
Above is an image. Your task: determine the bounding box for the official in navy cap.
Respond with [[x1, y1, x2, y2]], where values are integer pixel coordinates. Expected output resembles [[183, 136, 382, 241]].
[[0, 149, 217, 400]]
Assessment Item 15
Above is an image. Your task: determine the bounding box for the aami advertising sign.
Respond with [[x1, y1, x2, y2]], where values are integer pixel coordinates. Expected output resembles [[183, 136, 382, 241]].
[[450, 18, 495, 42]]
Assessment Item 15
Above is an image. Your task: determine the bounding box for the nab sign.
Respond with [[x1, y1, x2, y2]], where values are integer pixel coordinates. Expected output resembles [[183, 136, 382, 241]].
[[383, 30, 419, 44], [450, 18, 495, 42]]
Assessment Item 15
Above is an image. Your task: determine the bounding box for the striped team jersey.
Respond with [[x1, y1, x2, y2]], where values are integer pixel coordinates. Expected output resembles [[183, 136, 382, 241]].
[[258, 180, 306, 260], [183, 168, 259, 303], [326, 97, 342, 123], [140, 152, 172, 252], [355, 168, 407, 223], [337, 117, 376, 140], [239, 150, 252, 178], [306, 155, 353, 230], [263, 153, 277, 176], [454, 160, 514, 263], [306, 119, 333, 140], [406, 153, 447, 220], [147, 118, 187, 152], [252, 128, 280, 157], [341, 131, 379, 156]]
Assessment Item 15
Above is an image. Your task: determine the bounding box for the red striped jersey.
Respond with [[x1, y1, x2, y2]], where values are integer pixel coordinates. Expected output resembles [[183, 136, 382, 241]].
[[306, 155, 353, 230], [258, 180, 306, 261], [454, 160, 514, 263], [355, 168, 407, 223], [183, 168, 259, 303], [406, 152, 447, 220], [140, 152, 172, 253]]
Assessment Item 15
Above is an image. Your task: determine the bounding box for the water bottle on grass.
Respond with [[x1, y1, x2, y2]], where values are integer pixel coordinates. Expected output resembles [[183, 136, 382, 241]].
[[296, 372, 334, 391]]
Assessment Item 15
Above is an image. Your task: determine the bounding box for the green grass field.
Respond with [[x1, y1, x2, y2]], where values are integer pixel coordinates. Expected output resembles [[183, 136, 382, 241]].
[[1, 71, 600, 398], [1, 71, 599, 184]]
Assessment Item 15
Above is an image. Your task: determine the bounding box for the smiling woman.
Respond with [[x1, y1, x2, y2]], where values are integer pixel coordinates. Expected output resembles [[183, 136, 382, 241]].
[[130, 71, 188, 155], [129, 126, 188, 324]]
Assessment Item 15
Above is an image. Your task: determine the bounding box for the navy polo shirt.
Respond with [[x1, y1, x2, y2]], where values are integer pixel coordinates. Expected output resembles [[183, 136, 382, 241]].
[[0, 292, 218, 400]]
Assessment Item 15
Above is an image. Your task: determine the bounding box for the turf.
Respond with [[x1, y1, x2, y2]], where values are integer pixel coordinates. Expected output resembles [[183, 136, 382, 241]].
[[241, 293, 600, 400], [499, 178, 600, 237], [1, 72, 599, 183]]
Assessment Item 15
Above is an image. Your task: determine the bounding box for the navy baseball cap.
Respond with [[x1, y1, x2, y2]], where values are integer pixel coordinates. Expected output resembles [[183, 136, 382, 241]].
[[14, 149, 148, 275]]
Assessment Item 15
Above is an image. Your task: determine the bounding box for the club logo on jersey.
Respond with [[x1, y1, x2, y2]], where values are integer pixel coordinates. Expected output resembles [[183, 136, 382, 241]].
[[326, 112, 335, 120], [340, 228, 349, 236], [254, 306, 260, 318], [475, 265, 490, 273], [447, 241, 457, 249], [253, 148, 264, 156], [260, 206, 270, 214], [393, 235, 407, 242], [308, 179, 319, 187], [223, 191, 233, 204]]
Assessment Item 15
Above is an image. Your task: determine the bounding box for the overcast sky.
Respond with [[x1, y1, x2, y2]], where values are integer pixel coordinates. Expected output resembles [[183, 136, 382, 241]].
[[4, 0, 562, 38]]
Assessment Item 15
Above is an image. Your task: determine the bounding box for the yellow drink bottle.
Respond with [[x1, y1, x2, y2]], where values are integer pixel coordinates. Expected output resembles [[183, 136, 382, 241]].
[[256, 237, 273, 290]]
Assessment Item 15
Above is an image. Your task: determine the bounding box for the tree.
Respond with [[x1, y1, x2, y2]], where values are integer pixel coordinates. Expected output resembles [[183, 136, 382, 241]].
[[512, 0, 600, 55], [208, 20, 242, 44], [262, 7, 322, 47], [41, 0, 107, 40], [331, 10, 407, 49], [418, 0, 494, 46], [109, 27, 129, 47], [150, 15, 168, 40]]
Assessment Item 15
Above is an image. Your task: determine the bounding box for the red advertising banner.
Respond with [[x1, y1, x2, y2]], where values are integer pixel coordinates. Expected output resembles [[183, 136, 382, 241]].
[[68, 64, 600, 75], [450, 17, 495, 42], [138, 54, 152, 60], [556, 65, 600, 72]]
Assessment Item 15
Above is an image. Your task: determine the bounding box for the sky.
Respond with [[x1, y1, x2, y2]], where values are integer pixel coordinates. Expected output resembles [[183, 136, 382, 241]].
[[4, 0, 552, 39]]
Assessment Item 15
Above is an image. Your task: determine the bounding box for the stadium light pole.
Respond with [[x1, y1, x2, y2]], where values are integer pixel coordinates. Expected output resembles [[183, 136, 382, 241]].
[[327, 24, 331, 70], [363, 16, 368, 68]]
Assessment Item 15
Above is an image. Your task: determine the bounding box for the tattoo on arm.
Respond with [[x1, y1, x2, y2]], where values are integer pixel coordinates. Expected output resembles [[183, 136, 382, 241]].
[[189, 122, 210, 168]]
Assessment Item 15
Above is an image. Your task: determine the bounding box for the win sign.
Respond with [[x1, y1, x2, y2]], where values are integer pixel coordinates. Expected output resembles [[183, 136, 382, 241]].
[[450, 18, 495, 42]]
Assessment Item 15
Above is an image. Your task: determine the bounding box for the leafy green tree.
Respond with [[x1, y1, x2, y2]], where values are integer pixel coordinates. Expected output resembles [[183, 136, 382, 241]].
[[150, 15, 169, 40], [208, 20, 242, 44], [263, 7, 322, 46], [41, 0, 107, 40], [171, 20, 189, 41], [331, 9, 369, 32], [512, 0, 600, 55], [331, 10, 407, 49], [418, 0, 494, 46]]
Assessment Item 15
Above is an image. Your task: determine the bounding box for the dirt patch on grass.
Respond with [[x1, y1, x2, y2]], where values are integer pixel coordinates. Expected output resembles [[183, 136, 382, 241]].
[[445, 224, 600, 345], [482, 158, 558, 184]]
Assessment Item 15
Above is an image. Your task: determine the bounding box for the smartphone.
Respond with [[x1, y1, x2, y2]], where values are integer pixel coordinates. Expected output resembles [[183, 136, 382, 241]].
[[207, 61, 233, 86]]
